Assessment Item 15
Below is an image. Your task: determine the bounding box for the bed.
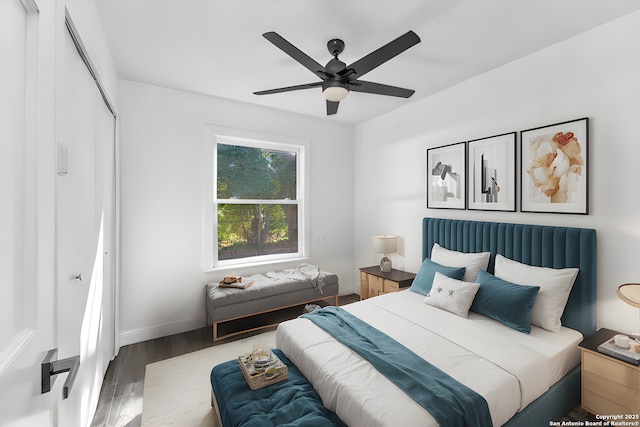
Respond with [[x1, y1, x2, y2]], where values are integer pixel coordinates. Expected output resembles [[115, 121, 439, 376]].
[[276, 218, 597, 427]]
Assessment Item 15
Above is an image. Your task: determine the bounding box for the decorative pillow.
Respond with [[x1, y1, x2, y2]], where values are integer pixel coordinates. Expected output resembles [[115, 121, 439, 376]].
[[410, 258, 466, 296], [470, 269, 540, 334], [494, 254, 579, 333], [431, 243, 491, 282], [423, 272, 480, 318]]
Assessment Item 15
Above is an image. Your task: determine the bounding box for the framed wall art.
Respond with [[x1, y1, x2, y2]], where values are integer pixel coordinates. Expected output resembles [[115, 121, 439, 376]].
[[467, 132, 516, 212], [426, 142, 466, 209], [520, 117, 589, 214]]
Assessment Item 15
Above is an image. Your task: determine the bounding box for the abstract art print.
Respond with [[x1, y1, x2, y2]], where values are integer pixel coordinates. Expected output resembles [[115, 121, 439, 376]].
[[467, 132, 516, 212], [426, 142, 466, 209], [520, 118, 588, 214]]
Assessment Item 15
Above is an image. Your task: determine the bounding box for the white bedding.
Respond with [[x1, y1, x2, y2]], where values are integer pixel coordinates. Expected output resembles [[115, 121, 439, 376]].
[[275, 290, 582, 427]]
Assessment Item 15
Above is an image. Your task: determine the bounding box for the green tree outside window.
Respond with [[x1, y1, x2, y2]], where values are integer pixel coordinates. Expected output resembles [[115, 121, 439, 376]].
[[216, 144, 298, 261]]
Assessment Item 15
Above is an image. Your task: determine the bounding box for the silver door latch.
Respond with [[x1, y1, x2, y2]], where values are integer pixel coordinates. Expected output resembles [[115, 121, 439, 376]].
[[41, 349, 80, 399]]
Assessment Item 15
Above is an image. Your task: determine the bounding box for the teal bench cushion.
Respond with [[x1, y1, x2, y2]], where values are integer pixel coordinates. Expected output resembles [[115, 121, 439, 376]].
[[210, 349, 345, 427]]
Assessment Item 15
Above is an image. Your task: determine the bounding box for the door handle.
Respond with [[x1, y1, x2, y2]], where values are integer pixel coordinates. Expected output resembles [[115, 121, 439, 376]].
[[41, 349, 80, 399]]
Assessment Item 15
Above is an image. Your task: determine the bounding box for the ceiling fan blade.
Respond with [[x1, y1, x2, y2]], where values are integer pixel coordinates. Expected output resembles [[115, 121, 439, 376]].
[[345, 31, 420, 80], [254, 81, 323, 95], [262, 32, 327, 79], [326, 100, 339, 115], [349, 81, 415, 98]]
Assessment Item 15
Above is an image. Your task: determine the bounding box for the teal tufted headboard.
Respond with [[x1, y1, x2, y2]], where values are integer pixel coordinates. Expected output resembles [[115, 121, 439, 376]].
[[422, 217, 597, 337]]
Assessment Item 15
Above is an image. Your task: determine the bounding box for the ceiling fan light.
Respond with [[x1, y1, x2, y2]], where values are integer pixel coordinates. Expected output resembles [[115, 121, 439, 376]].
[[323, 86, 349, 102]]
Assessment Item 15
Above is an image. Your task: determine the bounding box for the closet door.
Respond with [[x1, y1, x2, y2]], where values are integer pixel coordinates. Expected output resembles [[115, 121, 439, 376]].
[[96, 87, 117, 372], [56, 22, 117, 427]]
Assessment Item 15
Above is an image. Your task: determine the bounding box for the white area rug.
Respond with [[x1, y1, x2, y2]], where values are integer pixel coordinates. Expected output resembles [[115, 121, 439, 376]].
[[142, 331, 276, 427]]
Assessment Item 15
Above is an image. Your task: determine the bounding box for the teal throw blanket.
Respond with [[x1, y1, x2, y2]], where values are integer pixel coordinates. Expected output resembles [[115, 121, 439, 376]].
[[302, 306, 493, 427]]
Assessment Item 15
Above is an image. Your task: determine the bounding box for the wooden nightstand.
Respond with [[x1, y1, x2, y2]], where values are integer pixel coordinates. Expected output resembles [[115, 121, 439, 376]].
[[578, 328, 640, 415], [359, 266, 416, 300]]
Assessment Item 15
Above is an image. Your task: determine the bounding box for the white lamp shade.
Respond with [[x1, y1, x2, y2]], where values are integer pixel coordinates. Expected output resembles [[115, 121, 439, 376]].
[[618, 283, 640, 308], [372, 235, 397, 255]]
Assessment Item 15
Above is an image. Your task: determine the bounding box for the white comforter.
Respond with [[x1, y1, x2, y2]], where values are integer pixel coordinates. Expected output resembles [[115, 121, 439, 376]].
[[275, 290, 582, 427]]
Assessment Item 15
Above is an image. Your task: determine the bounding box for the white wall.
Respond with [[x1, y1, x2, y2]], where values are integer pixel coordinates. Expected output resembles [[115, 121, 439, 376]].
[[118, 80, 355, 344], [355, 11, 640, 335]]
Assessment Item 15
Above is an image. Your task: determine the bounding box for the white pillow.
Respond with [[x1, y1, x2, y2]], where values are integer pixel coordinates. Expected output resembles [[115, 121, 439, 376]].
[[494, 254, 579, 333], [423, 272, 480, 318], [431, 243, 490, 282]]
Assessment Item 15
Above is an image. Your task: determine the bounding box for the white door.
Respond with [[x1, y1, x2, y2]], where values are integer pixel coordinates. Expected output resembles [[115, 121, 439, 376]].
[[96, 82, 118, 376], [0, 0, 57, 425], [56, 22, 117, 427]]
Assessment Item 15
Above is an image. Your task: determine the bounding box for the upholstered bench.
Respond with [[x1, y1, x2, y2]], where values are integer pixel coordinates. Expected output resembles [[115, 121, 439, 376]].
[[205, 264, 339, 341], [210, 349, 345, 427]]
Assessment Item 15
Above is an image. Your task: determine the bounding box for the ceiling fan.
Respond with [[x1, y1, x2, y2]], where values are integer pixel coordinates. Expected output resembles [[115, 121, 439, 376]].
[[254, 31, 421, 115]]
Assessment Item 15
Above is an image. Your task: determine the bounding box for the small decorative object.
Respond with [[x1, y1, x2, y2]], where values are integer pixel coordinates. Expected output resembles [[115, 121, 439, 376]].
[[467, 132, 516, 212], [426, 142, 466, 209], [219, 276, 254, 289], [520, 118, 589, 214], [372, 235, 397, 272], [617, 283, 640, 341], [238, 345, 288, 390], [304, 303, 322, 313], [614, 334, 631, 349], [251, 344, 272, 367]]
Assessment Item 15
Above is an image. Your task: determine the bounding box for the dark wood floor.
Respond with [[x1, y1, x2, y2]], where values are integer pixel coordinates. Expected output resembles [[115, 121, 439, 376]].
[[90, 294, 360, 427]]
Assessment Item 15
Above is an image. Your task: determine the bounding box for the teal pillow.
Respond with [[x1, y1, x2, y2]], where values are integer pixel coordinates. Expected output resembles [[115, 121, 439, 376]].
[[410, 258, 466, 296], [471, 270, 540, 334]]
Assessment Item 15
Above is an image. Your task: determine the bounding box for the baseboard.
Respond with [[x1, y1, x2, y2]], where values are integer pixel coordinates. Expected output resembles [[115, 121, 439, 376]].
[[119, 314, 206, 346], [119, 293, 357, 347]]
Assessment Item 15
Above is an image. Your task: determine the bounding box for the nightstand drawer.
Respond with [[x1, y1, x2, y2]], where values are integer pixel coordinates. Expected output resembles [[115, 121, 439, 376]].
[[383, 279, 400, 293], [368, 275, 384, 297], [583, 370, 640, 410], [582, 387, 631, 415], [583, 351, 640, 391]]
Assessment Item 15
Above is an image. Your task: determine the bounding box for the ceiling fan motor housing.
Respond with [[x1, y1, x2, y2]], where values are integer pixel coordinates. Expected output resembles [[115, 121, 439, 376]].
[[325, 57, 347, 75], [327, 38, 345, 57]]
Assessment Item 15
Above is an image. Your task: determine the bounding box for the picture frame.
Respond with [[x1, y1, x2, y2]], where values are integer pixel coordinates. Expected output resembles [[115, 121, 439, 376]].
[[520, 117, 589, 214], [426, 142, 466, 209], [467, 132, 516, 212]]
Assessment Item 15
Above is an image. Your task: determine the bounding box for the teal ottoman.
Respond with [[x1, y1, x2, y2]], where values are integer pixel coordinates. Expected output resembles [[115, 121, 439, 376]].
[[210, 349, 345, 427]]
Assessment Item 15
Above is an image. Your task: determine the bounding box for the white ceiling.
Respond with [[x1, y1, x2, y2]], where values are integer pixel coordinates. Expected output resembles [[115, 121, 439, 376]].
[[95, 0, 640, 124]]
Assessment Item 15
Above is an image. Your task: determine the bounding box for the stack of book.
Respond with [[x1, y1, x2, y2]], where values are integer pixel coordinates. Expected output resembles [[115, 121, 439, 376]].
[[598, 337, 640, 365]]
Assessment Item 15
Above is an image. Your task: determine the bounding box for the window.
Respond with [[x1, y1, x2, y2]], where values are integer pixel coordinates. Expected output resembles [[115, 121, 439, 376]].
[[203, 127, 309, 269]]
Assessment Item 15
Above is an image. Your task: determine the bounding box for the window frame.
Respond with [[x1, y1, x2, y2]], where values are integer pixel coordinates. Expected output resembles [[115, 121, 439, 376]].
[[203, 126, 310, 270]]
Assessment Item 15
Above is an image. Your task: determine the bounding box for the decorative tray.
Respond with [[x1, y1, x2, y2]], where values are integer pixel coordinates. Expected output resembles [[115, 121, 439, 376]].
[[238, 350, 288, 390], [598, 338, 640, 366]]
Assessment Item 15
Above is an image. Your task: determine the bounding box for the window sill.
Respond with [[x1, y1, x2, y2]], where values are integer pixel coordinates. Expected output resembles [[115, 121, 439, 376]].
[[204, 257, 310, 273]]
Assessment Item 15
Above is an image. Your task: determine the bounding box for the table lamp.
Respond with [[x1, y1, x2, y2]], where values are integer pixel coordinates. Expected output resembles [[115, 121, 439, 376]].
[[617, 283, 640, 340], [372, 235, 397, 273]]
